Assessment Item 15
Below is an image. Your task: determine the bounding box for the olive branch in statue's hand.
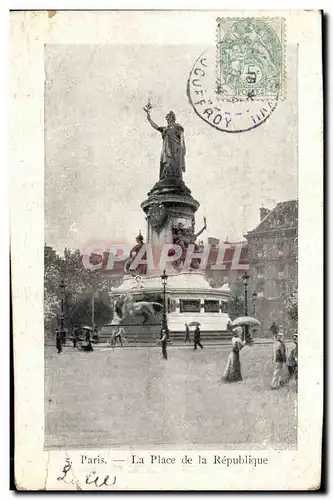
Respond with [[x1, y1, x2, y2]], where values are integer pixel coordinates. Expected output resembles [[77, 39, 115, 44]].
[[143, 101, 152, 114]]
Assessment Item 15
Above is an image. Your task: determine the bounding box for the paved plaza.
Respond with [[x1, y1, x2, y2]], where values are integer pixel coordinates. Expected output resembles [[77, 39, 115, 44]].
[[45, 344, 297, 449]]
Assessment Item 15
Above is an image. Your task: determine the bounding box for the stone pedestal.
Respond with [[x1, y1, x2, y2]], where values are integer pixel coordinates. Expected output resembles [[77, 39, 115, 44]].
[[141, 177, 200, 275], [111, 271, 231, 334], [141, 178, 199, 244]]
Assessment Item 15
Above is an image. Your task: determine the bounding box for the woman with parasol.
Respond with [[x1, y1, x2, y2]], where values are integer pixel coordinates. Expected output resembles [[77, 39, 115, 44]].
[[221, 316, 258, 383], [221, 326, 246, 383]]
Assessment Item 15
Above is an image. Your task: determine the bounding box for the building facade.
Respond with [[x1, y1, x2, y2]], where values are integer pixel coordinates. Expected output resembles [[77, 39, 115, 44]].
[[245, 200, 298, 335], [205, 238, 249, 289]]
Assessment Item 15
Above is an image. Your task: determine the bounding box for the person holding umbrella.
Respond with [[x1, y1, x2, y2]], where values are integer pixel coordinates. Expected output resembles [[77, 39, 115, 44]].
[[78, 326, 94, 351], [221, 326, 246, 383], [193, 325, 203, 350], [230, 316, 259, 343]]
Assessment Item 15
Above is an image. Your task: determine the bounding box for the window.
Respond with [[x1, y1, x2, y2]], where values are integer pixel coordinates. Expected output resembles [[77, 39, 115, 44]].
[[204, 300, 220, 313], [277, 242, 284, 256], [275, 281, 281, 296], [220, 302, 228, 313], [223, 276, 229, 284], [179, 300, 201, 313], [277, 264, 285, 279], [168, 299, 177, 313], [257, 267, 264, 279]]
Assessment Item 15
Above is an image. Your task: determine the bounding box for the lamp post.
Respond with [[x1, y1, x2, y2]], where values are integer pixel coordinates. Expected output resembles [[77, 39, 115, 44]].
[[59, 279, 66, 343], [242, 271, 250, 316], [252, 290, 257, 316], [161, 269, 169, 340], [91, 291, 95, 331], [242, 271, 250, 343]]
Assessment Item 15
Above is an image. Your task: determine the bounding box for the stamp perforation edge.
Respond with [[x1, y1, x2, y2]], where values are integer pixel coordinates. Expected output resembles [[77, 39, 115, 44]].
[[215, 17, 287, 102]]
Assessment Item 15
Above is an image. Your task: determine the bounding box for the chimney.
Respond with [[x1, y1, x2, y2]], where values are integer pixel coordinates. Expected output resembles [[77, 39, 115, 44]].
[[260, 207, 270, 221], [208, 237, 219, 246]]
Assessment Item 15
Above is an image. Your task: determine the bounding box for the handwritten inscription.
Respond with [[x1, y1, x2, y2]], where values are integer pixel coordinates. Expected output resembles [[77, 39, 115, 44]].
[[57, 458, 116, 488]]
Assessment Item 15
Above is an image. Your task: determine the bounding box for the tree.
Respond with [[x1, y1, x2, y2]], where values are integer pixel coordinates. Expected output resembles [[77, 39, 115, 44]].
[[65, 293, 113, 330], [44, 245, 112, 339], [281, 253, 298, 331], [44, 245, 62, 336], [228, 280, 245, 320], [281, 283, 298, 321]]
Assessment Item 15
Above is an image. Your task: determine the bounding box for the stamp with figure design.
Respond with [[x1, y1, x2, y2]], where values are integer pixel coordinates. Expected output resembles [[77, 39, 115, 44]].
[[216, 18, 286, 101]]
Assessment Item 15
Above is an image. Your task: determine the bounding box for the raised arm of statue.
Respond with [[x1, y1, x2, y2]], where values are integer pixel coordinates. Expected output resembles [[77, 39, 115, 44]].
[[194, 217, 207, 239], [144, 109, 161, 132]]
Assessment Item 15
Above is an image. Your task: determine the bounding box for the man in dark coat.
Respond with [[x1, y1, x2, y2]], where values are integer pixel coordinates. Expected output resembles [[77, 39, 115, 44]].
[[287, 334, 298, 380], [161, 329, 168, 360], [271, 332, 287, 389], [270, 321, 279, 336], [56, 329, 62, 353], [193, 326, 203, 350], [73, 328, 80, 348]]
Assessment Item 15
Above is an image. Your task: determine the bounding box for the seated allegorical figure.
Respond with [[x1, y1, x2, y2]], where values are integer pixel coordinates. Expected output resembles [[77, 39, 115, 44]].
[[125, 231, 147, 275]]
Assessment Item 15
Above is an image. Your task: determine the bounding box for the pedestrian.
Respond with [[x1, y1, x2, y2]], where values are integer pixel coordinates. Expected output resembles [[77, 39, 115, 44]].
[[92, 326, 99, 343], [270, 321, 279, 337], [161, 329, 168, 360], [193, 325, 203, 350], [114, 327, 124, 347], [73, 328, 79, 348], [286, 334, 298, 381], [85, 328, 91, 343], [80, 337, 94, 351], [184, 323, 191, 343], [271, 332, 288, 389], [56, 329, 62, 354], [227, 320, 233, 334], [221, 326, 245, 383]]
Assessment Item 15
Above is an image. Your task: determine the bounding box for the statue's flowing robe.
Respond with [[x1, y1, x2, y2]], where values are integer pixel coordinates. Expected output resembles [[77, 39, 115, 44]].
[[158, 124, 186, 179]]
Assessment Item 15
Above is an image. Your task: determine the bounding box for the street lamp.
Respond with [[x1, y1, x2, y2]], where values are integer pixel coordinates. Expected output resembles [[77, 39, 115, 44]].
[[59, 279, 66, 343], [161, 269, 169, 340], [242, 271, 250, 316], [252, 290, 257, 316], [242, 271, 250, 343]]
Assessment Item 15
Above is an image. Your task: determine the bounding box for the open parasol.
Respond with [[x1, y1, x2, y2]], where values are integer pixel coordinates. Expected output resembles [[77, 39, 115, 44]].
[[231, 316, 260, 327]]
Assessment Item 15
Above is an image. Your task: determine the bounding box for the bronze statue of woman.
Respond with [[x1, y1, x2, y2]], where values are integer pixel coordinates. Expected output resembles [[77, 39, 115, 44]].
[[144, 105, 186, 180]]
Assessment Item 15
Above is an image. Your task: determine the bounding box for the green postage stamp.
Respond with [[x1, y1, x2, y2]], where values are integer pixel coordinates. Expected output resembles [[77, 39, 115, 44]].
[[217, 17, 286, 100]]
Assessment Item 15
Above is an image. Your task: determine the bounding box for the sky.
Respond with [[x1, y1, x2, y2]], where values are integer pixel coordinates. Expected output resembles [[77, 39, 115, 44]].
[[45, 44, 297, 253]]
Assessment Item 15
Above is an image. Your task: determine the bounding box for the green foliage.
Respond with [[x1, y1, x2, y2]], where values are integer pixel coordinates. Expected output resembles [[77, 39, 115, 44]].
[[281, 265, 298, 322], [44, 245, 112, 337], [65, 293, 113, 330], [282, 287, 298, 321], [228, 280, 245, 320]]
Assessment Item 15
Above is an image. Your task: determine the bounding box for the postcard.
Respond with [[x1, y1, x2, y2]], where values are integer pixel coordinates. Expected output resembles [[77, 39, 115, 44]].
[[11, 9, 323, 490]]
